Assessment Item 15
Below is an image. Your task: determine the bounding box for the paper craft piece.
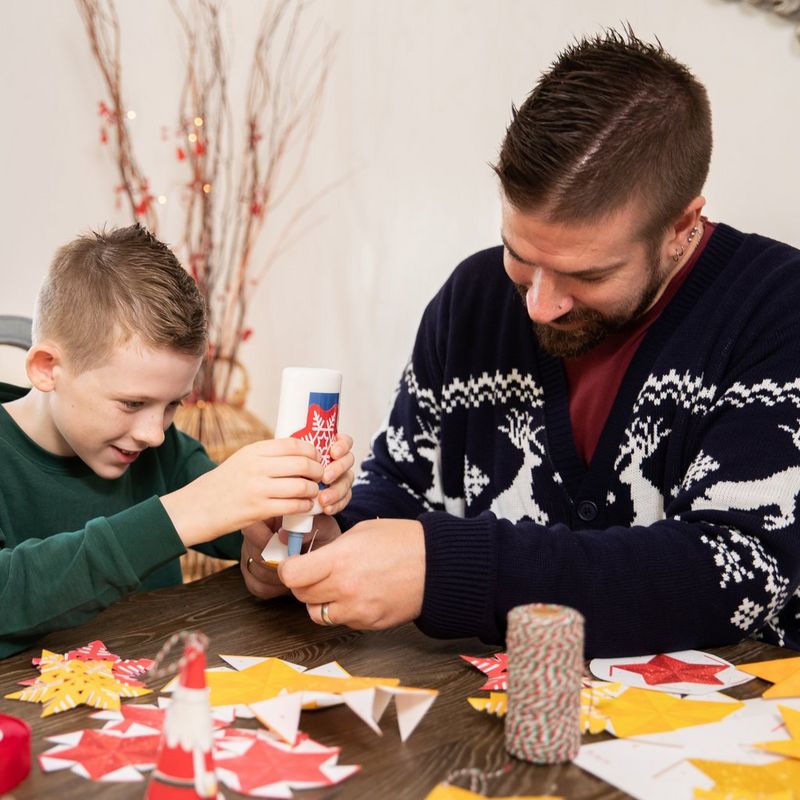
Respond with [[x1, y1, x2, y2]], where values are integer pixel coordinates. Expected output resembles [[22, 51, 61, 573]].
[[32, 641, 154, 686], [261, 532, 289, 567], [584, 685, 743, 738], [590, 650, 753, 695], [460, 653, 509, 691], [203, 656, 401, 707], [690, 757, 800, 797], [755, 704, 800, 759], [424, 784, 561, 800], [215, 727, 359, 798], [574, 697, 793, 799], [6, 657, 151, 716], [580, 681, 625, 734], [173, 655, 436, 743], [738, 655, 800, 698], [41, 724, 359, 794], [468, 692, 508, 718], [40, 729, 161, 782]]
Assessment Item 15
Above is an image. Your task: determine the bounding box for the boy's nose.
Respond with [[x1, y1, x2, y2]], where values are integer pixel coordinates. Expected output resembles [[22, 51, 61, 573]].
[[132, 414, 166, 448], [526, 270, 573, 324]]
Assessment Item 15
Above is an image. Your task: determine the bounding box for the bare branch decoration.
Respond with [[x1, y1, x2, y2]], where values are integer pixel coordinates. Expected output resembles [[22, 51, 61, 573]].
[[75, 0, 336, 404]]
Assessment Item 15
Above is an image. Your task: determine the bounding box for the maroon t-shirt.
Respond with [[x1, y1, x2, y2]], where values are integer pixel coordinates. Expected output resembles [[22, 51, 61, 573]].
[[564, 221, 716, 464]]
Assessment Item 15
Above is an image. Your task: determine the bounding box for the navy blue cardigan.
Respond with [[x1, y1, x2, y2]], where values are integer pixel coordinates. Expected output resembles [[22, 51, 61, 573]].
[[340, 224, 800, 657]]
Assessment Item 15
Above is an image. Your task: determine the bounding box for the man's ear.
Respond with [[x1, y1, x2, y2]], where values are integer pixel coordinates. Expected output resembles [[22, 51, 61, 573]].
[[668, 195, 706, 249], [26, 341, 63, 393]]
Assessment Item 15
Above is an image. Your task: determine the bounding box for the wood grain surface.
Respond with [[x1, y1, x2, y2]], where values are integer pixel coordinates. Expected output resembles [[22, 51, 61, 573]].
[[0, 566, 790, 799]]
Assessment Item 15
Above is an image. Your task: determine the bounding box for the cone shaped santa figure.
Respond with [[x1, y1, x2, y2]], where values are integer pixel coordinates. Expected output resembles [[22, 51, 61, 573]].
[[146, 633, 219, 799]]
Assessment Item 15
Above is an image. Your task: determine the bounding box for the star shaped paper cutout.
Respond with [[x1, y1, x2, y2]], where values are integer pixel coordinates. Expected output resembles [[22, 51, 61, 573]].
[[754, 704, 800, 759], [425, 784, 562, 800], [32, 645, 153, 687], [580, 681, 625, 734], [41, 729, 160, 780], [611, 653, 726, 685], [6, 657, 151, 716], [214, 731, 357, 795], [203, 657, 400, 707], [738, 655, 800, 698], [461, 653, 508, 691], [591, 686, 742, 738], [690, 757, 800, 797], [467, 691, 507, 717], [94, 702, 232, 734]]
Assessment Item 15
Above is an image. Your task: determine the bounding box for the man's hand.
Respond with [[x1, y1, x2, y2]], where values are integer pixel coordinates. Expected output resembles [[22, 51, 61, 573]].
[[278, 519, 425, 629], [240, 519, 288, 600], [241, 516, 344, 600]]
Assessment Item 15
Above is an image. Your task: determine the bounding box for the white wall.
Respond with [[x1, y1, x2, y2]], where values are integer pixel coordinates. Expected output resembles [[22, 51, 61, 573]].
[[2, 0, 798, 461]]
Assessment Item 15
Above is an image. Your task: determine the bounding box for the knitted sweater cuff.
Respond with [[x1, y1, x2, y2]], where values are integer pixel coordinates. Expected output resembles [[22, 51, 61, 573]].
[[107, 496, 185, 580], [416, 511, 494, 639]]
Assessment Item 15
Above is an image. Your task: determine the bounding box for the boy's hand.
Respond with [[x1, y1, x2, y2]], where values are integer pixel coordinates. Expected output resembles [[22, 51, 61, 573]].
[[318, 434, 356, 515], [162, 438, 323, 547]]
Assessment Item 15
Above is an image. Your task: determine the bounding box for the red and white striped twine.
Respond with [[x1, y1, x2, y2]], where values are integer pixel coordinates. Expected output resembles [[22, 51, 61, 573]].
[[505, 603, 584, 764]]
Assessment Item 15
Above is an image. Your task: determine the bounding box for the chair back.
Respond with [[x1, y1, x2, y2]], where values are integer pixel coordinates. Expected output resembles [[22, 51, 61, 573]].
[[0, 315, 32, 349]]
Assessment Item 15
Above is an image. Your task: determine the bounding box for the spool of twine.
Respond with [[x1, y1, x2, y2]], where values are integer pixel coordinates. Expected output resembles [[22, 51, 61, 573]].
[[505, 603, 584, 764]]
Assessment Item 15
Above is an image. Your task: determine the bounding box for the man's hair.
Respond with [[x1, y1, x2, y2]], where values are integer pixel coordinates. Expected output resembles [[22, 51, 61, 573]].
[[33, 224, 207, 372], [495, 26, 712, 240]]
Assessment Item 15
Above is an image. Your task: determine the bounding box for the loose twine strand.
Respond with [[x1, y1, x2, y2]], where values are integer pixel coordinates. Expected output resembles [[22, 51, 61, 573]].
[[147, 630, 209, 681], [444, 765, 512, 794], [505, 604, 584, 764]]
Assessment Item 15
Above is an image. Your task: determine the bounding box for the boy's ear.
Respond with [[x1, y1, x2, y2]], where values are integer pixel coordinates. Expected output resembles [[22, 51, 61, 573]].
[[26, 341, 63, 393]]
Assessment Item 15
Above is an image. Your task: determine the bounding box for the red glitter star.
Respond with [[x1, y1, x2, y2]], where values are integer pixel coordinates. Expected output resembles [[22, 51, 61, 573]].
[[612, 654, 726, 685]]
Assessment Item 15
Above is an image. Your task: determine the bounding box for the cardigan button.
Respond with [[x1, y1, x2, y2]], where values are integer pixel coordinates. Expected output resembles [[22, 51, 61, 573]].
[[576, 500, 598, 522]]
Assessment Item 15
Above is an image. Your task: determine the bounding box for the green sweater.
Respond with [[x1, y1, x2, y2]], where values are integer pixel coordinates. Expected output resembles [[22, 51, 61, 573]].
[[0, 382, 242, 658]]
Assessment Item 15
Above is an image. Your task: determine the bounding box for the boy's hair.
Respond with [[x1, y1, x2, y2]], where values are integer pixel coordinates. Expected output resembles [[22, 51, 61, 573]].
[[33, 224, 207, 372], [494, 26, 712, 241]]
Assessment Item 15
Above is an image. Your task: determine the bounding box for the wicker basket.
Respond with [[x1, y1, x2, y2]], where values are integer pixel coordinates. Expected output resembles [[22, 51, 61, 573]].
[[173, 361, 273, 582]]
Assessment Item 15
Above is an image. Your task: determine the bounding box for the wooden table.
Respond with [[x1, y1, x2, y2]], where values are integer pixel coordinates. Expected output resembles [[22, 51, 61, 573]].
[[0, 566, 790, 799]]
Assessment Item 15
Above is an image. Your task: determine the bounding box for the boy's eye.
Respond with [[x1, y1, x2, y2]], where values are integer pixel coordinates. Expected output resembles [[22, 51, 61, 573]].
[[168, 400, 183, 409], [121, 400, 144, 410]]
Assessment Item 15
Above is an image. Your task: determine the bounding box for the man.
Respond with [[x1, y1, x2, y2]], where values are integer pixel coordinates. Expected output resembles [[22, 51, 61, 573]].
[[243, 28, 800, 657]]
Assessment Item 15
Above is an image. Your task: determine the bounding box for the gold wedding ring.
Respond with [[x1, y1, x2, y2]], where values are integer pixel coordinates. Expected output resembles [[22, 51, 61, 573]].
[[320, 603, 335, 626]]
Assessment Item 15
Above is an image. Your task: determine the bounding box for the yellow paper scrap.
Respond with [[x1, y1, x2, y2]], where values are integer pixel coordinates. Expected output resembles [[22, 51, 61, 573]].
[[204, 656, 404, 707], [467, 692, 507, 717], [755, 705, 800, 760], [690, 757, 800, 798], [580, 681, 624, 734], [595, 687, 742, 738], [738, 656, 800, 699], [425, 783, 562, 800]]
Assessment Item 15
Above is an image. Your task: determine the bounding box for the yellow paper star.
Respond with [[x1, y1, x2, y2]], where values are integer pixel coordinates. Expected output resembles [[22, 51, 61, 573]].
[[596, 687, 742, 738], [738, 656, 800, 699], [425, 784, 562, 800], [5, 657, 150, 717], [690, 757, 800, 797], [755, 705, 800, 760], [204, 657, 402, 707], [580, 681, 625, 734], [467, 691, 508, 717]]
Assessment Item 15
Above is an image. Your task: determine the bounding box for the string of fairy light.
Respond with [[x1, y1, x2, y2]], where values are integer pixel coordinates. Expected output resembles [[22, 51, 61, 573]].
[[98, 105, 212, 211]]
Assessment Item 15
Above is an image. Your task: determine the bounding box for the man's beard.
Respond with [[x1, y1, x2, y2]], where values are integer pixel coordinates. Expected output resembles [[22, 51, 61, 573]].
[[516, 255, 668, 359]]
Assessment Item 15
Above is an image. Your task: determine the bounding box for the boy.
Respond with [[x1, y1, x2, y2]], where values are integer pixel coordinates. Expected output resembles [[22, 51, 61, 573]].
[[0, 224, 354, 658]]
